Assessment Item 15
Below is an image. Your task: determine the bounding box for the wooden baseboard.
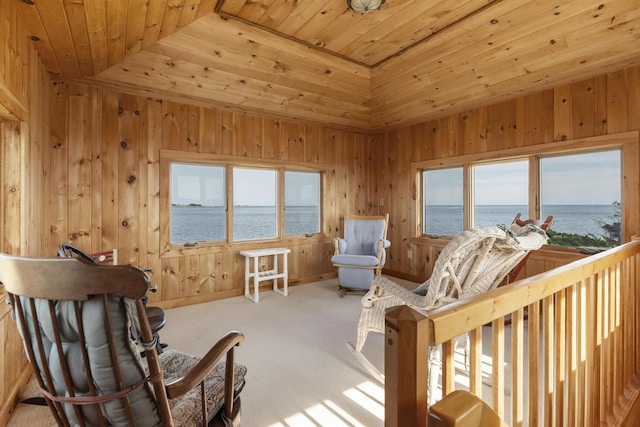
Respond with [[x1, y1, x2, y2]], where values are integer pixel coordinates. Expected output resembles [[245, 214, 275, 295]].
[[0, 366, 32, 426]]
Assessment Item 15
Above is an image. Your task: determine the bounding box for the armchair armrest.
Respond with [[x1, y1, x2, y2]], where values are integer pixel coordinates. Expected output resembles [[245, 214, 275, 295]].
[[364, 276, 426, 311], [374, 239, 391, 265], [333, 237, 347, 255], [164, 331, 244, 398]]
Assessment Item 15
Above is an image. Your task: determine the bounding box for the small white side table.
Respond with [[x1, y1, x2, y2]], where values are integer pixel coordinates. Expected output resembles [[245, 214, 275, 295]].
[[239, 248, 291, 303]]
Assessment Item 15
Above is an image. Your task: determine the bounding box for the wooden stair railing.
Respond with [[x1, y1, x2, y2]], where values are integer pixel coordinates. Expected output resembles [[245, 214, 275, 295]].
[[385, 236, 640, 427]]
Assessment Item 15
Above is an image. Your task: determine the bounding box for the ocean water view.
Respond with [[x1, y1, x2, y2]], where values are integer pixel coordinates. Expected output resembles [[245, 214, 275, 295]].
[[425, 204, 619, 238], [171, 205, 319, 243], [171, 204, 619, 244]]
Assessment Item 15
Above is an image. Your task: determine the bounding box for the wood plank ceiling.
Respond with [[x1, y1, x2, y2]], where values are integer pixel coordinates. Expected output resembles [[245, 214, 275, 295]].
[[18, 0, 640, 131]]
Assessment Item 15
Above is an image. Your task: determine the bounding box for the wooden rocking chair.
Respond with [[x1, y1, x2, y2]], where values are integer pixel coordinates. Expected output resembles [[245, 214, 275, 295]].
[[0, 253, 246, 426]]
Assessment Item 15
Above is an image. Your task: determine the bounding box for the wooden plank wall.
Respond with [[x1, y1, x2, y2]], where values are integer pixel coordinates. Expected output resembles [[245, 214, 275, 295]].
[[53, 83, 374, 307], [377, 65, 640, 283], [0, 0, 54, 423]]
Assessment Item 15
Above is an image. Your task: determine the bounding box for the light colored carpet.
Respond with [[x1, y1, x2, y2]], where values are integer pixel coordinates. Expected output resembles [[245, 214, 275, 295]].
[[163, 277, 397, 427]]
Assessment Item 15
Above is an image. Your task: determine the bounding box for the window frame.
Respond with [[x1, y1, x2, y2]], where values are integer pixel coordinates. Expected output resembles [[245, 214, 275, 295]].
[[160, 150, 325, 256], [412, 132, 639, 246]]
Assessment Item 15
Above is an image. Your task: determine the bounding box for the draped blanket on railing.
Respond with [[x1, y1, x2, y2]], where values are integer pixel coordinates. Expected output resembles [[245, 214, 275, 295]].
[[385, 237, 640, 427]]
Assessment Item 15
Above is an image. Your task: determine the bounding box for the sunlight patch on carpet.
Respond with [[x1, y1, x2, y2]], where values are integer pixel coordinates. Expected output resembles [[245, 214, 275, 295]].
[[344, 382, 384, 419], [266, 381, 384, 427]]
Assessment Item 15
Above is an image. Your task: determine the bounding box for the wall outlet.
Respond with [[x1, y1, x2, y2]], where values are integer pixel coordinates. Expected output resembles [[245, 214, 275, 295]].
[[407, 249, 412, 260], [260, 257, 267, 267], [380, 197, 384, 206]]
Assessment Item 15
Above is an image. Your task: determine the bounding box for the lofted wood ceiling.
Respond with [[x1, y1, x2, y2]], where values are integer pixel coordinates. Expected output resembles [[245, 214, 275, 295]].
[[19, 0, 640, 132]]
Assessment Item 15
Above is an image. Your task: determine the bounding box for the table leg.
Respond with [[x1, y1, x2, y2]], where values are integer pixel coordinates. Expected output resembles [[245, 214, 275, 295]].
[[283, 252, 288, 296], [253, 256, 260, 303], [244, 256, 250, 299], [272, 253, 279, 292]]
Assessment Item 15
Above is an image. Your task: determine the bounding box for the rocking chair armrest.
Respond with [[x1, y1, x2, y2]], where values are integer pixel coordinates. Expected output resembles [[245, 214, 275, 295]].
[[333, 238, 347, 255], [164, 331, 245, 398], [366, 276, 426, 310]]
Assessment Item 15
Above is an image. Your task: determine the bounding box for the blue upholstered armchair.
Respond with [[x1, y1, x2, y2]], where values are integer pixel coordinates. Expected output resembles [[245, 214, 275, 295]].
[[331, 214, 390, 297]]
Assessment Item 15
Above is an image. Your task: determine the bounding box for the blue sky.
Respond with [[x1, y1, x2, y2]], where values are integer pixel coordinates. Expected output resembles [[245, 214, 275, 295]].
[[425, 150, 621, 206], [171, 164, 320, 206]]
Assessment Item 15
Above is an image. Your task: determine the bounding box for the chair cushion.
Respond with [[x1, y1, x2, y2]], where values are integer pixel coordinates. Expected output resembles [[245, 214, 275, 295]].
[[343, 218, 387, 256], [331, 254, 380, 267], [160, 349, 247, 427], [16, 296, 162, 426]]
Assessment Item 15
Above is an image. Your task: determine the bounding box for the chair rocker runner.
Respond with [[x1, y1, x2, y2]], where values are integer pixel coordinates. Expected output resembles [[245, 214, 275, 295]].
[[347, 224, 549, 400], [0, 253, 247, 426], [331, 213, 391, 297]]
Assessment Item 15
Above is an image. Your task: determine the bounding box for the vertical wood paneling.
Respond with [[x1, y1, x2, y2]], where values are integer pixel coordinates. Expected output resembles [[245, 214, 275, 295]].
[[101, 91, 120, 250], [118, 93, 140, 265], [570, 78, 596, 139], [1, 1, 56, 420], [1, 122, 21, 255], [143, 98, 163, 302], [607, 70, 629, 134], [553, 85, 573, 141], [67, 83, 92, 250], [49, 81, 69, 247], [91, 87, 104, 251]]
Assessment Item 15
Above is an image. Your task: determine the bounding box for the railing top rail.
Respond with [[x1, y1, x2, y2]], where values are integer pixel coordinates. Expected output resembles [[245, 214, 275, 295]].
[[422, 238, 640, 345]]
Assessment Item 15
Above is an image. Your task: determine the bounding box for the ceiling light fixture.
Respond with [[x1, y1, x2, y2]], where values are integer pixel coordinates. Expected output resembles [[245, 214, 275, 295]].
[[347, 0, 385, 14]]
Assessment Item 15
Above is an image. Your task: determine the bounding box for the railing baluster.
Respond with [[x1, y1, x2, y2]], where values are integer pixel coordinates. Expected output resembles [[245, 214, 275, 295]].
[[492, 317, 505, 418], [527, 300, 540, 427], [511, 307, 524, 427]]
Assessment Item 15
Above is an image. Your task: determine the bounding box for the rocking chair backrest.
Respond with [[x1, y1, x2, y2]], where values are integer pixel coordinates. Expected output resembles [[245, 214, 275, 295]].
[[422, 226, 548, 311], [0, 254, 172, 426], [342, 215, 389, 256]]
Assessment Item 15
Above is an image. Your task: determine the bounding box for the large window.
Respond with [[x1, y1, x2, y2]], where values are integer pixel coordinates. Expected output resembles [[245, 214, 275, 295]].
[[418, 138, 628, 250], [166, 156, 322, 247]]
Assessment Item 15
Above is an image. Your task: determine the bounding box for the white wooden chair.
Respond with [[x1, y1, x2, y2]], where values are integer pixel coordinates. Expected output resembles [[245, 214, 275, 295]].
[[347, 224, 548, 400]]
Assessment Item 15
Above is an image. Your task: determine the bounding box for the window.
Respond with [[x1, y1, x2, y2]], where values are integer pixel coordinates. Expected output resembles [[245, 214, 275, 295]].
[[233, 168, 277, 241], [423, 167, 463, 236], [164, 153, 324, 248], [415, 134, 634, 249], [170, 163, 226, 244], [540, 149, 621, 247], [473, 160, 528, 227], [284, 171, 321, 236]]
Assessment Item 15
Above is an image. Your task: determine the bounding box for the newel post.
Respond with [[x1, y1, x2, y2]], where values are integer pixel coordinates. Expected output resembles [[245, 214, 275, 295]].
[[385, 305, 430, 427]]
